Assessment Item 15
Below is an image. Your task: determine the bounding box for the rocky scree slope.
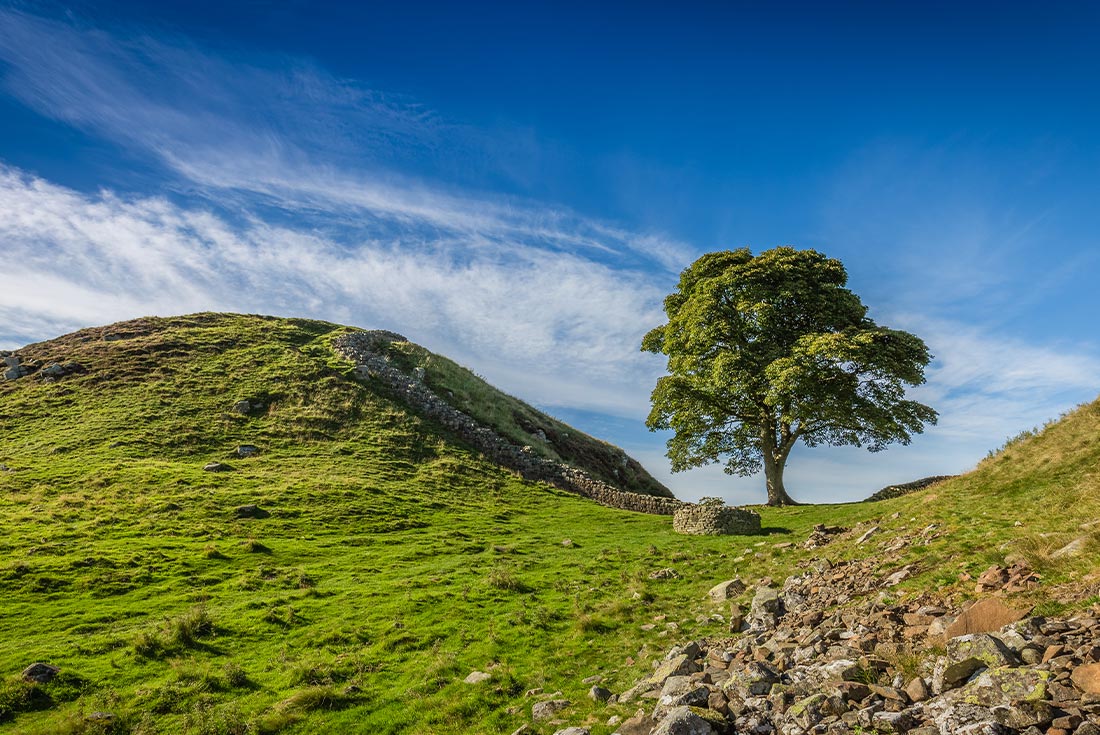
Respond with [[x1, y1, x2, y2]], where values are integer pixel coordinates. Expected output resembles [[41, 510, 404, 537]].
[[539, 532, 1100, 735]]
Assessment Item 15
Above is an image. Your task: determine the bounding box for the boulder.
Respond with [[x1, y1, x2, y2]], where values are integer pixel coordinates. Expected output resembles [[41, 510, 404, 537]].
[[1050, 537, 1088, 559], [749, 586, 784, 630], [1071, 662, 1100, 693], [650, 706, 717, 735], [723, 661, 780, 698], [652, 676, 709, 719], [204, 462, 233, 472], [707, 579, 745, 602], [943, 599, 1028, 639], [588, 685, 613, 702], [552, 729, 589, 735], [905, 676, 930, 703], [932, 634, 1017, 693], [650, 654, 701, 683], [236, 445, 260, 458], [234, 504, 270, 519], [532, 699, 570, 720], [21, 662, 60, 683], [463, 671, 491, 684]]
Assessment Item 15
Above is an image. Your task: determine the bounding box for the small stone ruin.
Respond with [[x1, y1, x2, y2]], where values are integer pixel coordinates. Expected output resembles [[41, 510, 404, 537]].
[[673, 503, 762, 536]]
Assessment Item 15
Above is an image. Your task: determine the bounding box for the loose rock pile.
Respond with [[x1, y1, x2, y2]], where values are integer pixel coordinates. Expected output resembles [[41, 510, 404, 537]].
[[1, 352, 82, 381], [544, 556, 1100, 734]]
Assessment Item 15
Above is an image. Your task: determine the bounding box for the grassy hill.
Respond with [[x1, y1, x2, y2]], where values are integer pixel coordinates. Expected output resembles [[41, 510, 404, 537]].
[[0, 313, 1097, 734]]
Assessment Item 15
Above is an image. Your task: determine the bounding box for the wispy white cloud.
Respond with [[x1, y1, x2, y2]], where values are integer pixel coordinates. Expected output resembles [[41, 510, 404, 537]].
[[0, 165, 667, 417], [0, 7, 692, 272]]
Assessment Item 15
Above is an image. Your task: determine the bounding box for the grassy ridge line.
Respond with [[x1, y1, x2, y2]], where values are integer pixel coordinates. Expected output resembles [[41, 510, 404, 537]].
[[0, 313, 1097, 734], [357, 334, 672, 498]]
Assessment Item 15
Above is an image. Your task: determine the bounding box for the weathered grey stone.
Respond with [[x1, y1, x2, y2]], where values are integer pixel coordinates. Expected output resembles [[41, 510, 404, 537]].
[[649, 707, 716, 735], [947, 633, 1018, 668], [204, 462, 233, 472], [723, 661, 780, 697], [707, 578, 745, 602], [786, 658, 861, 692], [236, 444, 260, 458], [463, 671, 490, 684], [652, 676, 709, 719], [552, 728, 589, 735], [588, 685, 613, 702], [532, 699, 570, 720], [650, 653, 701, 683], [787, 693, 828, 729], [749, 586, 784, 630], [234, 504, 269, 519], [1050, 536, 1088, 559], [21, 662, 60, 683]]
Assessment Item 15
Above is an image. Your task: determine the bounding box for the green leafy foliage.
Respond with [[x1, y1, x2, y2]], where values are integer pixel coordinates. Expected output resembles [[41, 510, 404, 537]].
[[643, 247, 937, 504]]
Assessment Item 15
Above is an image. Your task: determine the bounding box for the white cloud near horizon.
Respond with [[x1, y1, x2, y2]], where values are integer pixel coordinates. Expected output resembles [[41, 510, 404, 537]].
[[0, 165, 669, 418]]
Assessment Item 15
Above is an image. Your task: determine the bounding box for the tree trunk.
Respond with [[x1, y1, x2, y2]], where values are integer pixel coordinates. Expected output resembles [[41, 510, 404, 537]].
[[762, 446, 800, 506]]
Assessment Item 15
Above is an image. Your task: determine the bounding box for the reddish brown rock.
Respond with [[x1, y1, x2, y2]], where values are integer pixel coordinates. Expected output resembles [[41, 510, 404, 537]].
[[1071, 663, 1100, 694], [943, 598, 1028, 639]]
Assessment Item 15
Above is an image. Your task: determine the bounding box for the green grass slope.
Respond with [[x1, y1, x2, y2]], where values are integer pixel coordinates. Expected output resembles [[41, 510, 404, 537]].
[[0, 313, 1097, 735]]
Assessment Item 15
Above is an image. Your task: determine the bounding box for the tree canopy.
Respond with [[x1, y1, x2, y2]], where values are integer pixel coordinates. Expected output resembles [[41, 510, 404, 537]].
[[641, 247, 938, 505]]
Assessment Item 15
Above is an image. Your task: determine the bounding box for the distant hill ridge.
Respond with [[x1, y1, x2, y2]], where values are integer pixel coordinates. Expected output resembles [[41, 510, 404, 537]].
[[0, 312, 674, 508]]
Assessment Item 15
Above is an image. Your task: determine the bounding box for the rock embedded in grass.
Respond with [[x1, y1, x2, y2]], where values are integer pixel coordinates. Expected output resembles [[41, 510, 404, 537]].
[[21, 662, 60, 683], [531, 698, 570, 720], [234, 504, 269, 519], [204, 461, 233, 472], [463, 670, 491, 684], [706, 578, 745, 602]]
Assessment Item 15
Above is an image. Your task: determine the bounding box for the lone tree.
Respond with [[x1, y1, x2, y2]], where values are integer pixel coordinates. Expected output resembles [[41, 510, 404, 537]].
[[641, 247, 937, 506]]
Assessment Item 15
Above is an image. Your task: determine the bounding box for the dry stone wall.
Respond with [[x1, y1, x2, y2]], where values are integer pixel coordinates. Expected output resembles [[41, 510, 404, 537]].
[[864, 474, 958, 502], [333, 331, 687, 516], [673, 503, 761, 535]]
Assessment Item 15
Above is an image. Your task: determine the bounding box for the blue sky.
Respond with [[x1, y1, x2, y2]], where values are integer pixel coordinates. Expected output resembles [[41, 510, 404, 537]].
[[1, 1, 1098, 503]]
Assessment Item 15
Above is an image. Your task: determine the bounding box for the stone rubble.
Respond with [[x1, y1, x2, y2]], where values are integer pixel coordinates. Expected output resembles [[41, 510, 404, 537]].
[[546, 553, 1100, 735]]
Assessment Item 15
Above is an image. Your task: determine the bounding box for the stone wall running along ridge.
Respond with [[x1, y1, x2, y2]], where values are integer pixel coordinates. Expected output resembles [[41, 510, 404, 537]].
[[864, 474, 958, 502], [332, 330, 690, 516]]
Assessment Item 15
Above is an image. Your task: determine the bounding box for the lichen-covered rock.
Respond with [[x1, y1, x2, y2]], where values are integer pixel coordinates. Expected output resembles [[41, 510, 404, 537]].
[[723, 661, 780, 698], [650, 706, 718, 735], [532, 699, 570, 721], [749, 586, 784, 630]]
